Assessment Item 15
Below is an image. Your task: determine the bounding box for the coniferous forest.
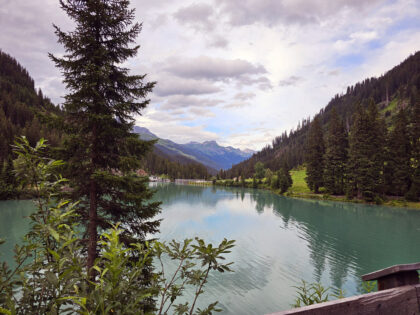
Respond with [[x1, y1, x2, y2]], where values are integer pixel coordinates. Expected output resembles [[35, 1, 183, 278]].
[[225, 52, 420, 202], [1, 0, 420, 313]]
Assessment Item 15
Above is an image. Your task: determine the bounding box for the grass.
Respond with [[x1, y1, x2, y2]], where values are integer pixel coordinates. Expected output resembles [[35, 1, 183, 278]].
[[289, 168, 311, 194], [380, 98, 398, 115], [285, 167, 420, 210]]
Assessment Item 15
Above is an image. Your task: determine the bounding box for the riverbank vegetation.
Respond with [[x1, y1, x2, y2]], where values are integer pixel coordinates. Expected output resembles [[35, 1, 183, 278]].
[[0, 0, 236, 312], [222, 52, 420, 206], [0, 137, 235, 314]]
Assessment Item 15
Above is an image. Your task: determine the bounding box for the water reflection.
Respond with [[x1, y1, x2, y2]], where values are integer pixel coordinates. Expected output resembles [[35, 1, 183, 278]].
[[1, 184, 420, 314], [152, 183, 420, 313]]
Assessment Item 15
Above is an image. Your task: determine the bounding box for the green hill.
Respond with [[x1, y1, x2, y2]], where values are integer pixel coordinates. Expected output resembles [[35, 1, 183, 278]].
[[227, 51, 420, 179], [0, 50, 61, 162]]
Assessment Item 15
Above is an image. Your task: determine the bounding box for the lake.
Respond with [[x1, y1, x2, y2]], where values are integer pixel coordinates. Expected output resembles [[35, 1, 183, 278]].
[[1, 184, 420, 314]]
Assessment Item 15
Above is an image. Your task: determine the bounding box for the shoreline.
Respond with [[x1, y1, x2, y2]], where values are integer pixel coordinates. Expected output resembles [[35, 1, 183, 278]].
[[211, 180, 420, 210]]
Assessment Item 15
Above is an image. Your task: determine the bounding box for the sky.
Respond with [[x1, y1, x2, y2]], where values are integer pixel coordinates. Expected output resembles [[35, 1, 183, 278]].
[[1, 0, 419, 150]]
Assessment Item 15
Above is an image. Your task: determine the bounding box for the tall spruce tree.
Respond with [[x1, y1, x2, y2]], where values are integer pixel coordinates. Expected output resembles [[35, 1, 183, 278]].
[[407, 93, 420, 201], [385, 108, 411, 196], [305, 116, 324, 193], [323, 108, 348, 195], [50, 0, 160, 280], [347, 101, 385, 201]]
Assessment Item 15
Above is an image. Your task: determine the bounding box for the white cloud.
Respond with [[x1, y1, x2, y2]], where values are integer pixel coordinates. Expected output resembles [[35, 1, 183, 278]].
[[1, 0, 419, 152]]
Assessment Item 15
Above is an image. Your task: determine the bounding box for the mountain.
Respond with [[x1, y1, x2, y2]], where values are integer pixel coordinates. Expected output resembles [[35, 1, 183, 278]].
[[133, 126, 254, 171], [226, 51, 420, 178], [0, 50, 61, 162]]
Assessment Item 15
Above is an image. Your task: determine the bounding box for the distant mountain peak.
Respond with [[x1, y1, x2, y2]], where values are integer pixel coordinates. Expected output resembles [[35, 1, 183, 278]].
[[134, 126, 253, 170], [203, 140, 219, 146]]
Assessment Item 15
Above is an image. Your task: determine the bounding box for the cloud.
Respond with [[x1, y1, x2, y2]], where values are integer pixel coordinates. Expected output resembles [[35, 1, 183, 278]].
[[136, 119, 220, 144], [159, 95, 222, 111], [208, 35, 229, 48], [235, 92, 256, 101], [334, 31, 379, 52], [163, 56, 267, 81], [215, 0, 386, 27], [278, 75, 303, 87], [154, 76, 221, 96], [173, 3, 215, 31], [223, 102, 251, 109]]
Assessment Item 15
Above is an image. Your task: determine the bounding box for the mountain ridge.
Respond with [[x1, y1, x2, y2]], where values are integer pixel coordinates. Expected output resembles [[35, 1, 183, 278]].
[[133, 126, 254, 171], [225, 51, 420, 178]]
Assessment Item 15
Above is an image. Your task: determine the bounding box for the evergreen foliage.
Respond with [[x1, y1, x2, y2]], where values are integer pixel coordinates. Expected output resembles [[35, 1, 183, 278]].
[[49, 0, 160, 281], [385, 109, 411, 196], [305, 116, 325, 193], [254, 162, 265, 180], [406, 93, 420, 201], [0, 137, 235, 314], [323, 108, 348, 195], [0, 50, 61, 166], [225, 52, 420, 201], [0, 157, 18, 199], [347, 101, 386, 201], [142, 152, 210, 180], [277, 167, 293, 193]]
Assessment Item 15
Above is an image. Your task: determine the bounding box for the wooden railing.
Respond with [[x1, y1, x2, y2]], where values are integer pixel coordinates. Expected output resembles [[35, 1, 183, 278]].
[[269, 262, 420, 315]]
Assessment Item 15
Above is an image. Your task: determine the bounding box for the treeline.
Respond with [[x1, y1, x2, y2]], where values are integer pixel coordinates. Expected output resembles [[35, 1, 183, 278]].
[[142, 151, 211, 179], [0, 50, 62, 162], [225, 52, 420, 179], [0, 50, 212, 198], [305, 96, 420, 202], [217, 161, 293, 193]]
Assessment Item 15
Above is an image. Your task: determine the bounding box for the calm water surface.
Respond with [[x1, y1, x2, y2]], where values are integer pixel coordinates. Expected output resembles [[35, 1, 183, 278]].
[[1, 184, 420, 314]]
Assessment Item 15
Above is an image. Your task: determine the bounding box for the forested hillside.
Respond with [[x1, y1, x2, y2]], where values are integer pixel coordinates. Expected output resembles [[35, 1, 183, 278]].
[[0, 50, 61, 161], [225, 51, 420, 201], [0, 51, 210, 187]]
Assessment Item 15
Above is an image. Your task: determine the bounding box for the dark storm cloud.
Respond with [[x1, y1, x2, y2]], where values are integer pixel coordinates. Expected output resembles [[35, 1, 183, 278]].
[[215, 0, 386, 27], [154, 76, 221, 96]]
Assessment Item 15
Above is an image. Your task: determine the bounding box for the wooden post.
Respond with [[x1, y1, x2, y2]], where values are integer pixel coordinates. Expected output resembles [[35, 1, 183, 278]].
[[268, 263, 420, 315], [362, 262, 420, 291]]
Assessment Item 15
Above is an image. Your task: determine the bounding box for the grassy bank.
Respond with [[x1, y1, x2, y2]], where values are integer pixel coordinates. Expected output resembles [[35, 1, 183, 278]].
[[286, 168, 420, 210], [213, 168, 420, 210]]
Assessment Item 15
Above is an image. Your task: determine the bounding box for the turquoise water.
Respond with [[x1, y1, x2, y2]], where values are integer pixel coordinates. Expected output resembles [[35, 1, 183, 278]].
[[1, 184, 420, 314]]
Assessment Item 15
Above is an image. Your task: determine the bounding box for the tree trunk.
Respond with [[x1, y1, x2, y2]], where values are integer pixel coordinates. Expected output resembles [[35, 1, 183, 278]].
[[87, 179, 97, 280]]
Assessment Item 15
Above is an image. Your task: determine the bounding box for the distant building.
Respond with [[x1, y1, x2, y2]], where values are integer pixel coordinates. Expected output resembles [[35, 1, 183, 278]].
[[136, 169, 148, 177]]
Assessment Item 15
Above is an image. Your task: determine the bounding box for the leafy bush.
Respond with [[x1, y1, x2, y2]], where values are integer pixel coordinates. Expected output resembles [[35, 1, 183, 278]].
[[0, 138, 235, 315], [292, 280, 345, 308]]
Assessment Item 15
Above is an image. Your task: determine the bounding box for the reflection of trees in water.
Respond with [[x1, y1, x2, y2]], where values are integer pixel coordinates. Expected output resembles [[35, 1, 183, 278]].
[[153, 184, 253, 209], [245, 189, 420, 291], [152, 184, 420, 293]]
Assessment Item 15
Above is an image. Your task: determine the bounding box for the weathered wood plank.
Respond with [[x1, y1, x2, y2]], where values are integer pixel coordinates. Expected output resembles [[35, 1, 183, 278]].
[[268, 284, 420, 315], [376, 270, 419, 290], [362, 262, 420, 281]]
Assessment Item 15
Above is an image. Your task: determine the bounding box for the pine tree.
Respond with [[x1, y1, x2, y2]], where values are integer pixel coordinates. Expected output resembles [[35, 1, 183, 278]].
[[49, 0, 160, 284], [277, 167, 293, 193], [323, 108, 348, 195], [406, 93, 420, 201], [347, 101, 386, 201], [254, 161, 265, 180], [385, 108, 411, 196], [305, 116, 324, 193]]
